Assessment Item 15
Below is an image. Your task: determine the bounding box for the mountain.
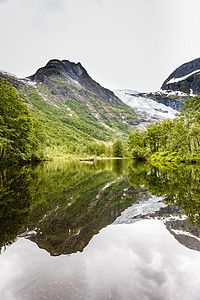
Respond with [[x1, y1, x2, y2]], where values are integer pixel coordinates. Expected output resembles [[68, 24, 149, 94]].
[[0, 59, 140, 158], [146, 58, 200, 109], [115, 58, 200, 121], [9, 159, 147, 256], [161, 57, 200, 95], [1, 57, 199, 160], [28, 59, 121, 105]]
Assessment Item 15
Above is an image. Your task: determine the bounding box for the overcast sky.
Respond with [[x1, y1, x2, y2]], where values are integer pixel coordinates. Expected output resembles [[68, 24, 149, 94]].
[[0, 0, 200, 92]]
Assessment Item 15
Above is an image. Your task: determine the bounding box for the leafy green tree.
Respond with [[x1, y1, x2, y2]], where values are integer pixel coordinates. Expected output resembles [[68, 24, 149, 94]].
[[0, 80, 45, 163], [146, 123, 161, 153], [127, 95, 200, 162], [127, 129, 148, 160], [0, 80, 33, 163], [112, 139, 123, 157]]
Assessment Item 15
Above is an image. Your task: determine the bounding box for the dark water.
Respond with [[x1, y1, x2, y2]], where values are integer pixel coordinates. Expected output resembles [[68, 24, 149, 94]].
[[1, 159, 200, 299]]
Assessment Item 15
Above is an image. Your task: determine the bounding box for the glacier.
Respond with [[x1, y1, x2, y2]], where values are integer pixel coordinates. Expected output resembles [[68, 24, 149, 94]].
[[114, 89, 178, 128]]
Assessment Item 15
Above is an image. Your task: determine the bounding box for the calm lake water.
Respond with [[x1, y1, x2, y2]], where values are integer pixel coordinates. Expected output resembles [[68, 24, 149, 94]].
[[1, 159, 200, 300]]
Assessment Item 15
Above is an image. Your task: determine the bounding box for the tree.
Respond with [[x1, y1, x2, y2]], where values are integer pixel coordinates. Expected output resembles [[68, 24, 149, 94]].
[[112, 139, 123, 157], [146, 122, 163, 153], [0, 79, 40, 163], [127, 129, 148, 160]]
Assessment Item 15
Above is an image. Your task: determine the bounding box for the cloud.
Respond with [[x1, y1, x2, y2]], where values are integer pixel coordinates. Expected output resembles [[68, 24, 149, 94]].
[[0, 0, 10, 4], [21, 0, 68, 15]]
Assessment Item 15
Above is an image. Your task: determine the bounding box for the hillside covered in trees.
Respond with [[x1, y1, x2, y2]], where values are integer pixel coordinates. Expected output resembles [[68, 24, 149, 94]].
[[127, 95, 200, 163]]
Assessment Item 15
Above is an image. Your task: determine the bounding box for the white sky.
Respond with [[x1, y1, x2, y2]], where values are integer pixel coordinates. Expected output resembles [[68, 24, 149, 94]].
[[0, 0, 200, 92]]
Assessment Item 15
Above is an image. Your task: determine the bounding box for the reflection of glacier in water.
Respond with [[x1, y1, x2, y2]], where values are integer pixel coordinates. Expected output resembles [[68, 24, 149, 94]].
[[114, 195, 167, 224], [114, 194, 200, 252]]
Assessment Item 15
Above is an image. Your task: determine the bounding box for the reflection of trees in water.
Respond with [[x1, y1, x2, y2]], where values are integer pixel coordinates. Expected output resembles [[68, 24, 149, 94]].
[[112, 159, 123, 176], [26, 160, 138, 256], [0, 160, 135, 255], [0, 166, 41, 251], [128, 162, 200, 226], [2, 159, 200, 255]]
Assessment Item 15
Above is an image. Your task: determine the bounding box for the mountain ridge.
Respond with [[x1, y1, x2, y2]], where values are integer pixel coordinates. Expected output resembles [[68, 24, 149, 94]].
[[28, 59, 122, 106], [161, 57, 200, 94]]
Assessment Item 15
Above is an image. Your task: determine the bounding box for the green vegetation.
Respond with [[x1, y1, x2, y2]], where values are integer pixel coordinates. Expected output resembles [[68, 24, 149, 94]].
[[0, 165, 42, 250], [128, 161, 200, 226], [112, 139, 123, 157], [0, 81, 124, 163], [1, 159, 200, 254], [0, 80, 44, 164], [0, 64, 138, 162], [0, 159, 137, 254], [22, 89, 133, 160], [127, 95, 200, 163]]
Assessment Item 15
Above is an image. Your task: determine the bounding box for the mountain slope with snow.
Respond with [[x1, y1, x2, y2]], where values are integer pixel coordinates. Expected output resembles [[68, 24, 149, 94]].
[[114, 89, 178, 128], [161, 57, 200, 95]]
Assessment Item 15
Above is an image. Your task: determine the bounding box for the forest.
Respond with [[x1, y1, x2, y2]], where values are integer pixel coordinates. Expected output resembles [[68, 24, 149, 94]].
[[127, 95, 200, 163]]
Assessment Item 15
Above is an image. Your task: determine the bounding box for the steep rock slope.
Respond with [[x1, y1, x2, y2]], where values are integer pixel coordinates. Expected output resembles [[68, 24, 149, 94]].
[[161, 57, 200, 95], [29, 59, 121, 105]]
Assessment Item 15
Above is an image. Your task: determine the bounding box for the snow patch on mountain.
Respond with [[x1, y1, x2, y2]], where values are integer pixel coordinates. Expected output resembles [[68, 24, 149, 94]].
[[114, 89, 178, 122], [156, 89, 187, 97], [166, 69, 200, 85], [20, 78, 37, 88], [0, 70, 17, 78]]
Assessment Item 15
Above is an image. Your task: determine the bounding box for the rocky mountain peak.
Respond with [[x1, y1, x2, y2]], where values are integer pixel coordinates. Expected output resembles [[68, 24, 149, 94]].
[[161, 57, 200, 94], [166, 57, 200, 80], [28, 59, 88, 83], [28, 59, 122, 105], [62, 60, 87, 77]]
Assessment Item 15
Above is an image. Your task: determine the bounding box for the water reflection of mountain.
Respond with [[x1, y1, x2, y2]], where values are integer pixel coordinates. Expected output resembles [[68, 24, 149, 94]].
[[25, 161, 200, 254], [127, 162, 200, 252], [1, 160, 200, 255], [166, 219, 200, 251], [128, 162, 200, 227], [153, 205, 200, 251], [19, 159, 149, 256], [27, 185, 150, 256]]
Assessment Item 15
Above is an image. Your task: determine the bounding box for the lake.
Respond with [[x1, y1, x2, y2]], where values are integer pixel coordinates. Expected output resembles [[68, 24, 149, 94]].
[[0, 159, 200, 300]]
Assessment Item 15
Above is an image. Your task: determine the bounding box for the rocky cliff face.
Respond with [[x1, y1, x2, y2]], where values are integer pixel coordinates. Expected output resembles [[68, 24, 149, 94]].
[[161, 57, 200, 95], [138, 91, 185, 111], [28, 59, 122, 106]]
